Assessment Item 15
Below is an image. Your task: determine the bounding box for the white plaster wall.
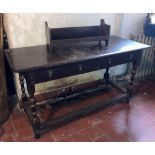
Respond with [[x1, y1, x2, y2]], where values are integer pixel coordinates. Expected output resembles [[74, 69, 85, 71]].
[[4, 13, 117, 48], [120, 13, 146, 38]]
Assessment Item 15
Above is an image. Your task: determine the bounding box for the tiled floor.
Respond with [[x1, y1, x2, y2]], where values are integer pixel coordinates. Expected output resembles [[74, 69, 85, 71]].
[[1, 81, 155, 142]]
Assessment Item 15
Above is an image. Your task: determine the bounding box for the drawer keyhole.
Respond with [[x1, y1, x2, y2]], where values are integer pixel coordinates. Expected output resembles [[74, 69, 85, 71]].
[[79, 64, 83, 71], [48, 69, 53, 78]]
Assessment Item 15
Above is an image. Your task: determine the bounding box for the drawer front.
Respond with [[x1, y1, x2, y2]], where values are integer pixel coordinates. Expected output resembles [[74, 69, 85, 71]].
[[105, 52, 134, 67], [34, 59, 101, 83], [33, 51, 140, 84]]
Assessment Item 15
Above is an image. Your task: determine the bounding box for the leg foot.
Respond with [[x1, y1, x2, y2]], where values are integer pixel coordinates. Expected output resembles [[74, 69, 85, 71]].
[[125, 97, 129, 104], [33, 124, 41, 139], [35, 133, 41, 139]]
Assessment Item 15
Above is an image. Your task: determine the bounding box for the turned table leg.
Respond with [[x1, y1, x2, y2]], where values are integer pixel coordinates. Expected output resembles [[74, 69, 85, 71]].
[[126, 57, 139, 103], [19, 73, 28, 109], [25, 71, 41, 138]]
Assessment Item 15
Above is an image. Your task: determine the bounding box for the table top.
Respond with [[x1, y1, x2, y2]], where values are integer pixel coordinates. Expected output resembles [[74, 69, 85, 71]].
[[5, 35, 150, 72]]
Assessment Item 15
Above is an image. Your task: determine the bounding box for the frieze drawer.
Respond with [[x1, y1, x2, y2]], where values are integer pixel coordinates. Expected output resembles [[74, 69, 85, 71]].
[[33, 51, 139, 84]]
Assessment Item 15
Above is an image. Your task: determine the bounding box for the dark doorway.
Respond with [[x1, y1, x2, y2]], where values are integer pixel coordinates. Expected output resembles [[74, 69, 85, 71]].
[[3, 32, 16, 96]]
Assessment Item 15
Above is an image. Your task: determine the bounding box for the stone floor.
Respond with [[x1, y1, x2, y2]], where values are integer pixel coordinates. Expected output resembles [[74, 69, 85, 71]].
[[1, 81, 155, 142]]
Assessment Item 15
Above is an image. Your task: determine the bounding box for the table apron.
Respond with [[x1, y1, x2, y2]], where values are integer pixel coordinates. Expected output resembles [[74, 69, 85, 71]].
[[32, 51, 141, 84]]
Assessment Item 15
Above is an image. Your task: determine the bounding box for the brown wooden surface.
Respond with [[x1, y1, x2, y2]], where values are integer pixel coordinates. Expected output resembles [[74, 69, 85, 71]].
[[0, 14, 9, 125], [5, 36, 150, 72], [45, 19, 110, 50]]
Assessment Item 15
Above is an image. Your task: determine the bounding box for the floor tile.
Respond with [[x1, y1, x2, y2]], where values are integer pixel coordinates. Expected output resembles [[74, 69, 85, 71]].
[[68, 130, 91, 142]]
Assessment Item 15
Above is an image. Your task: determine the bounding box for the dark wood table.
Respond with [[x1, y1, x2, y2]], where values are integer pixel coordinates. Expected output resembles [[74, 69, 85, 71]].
[[5, 35, 150, 138]]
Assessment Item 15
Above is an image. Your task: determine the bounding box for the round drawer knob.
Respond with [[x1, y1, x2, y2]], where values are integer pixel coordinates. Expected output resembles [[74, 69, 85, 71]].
[[48, 69, 53, 78]]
